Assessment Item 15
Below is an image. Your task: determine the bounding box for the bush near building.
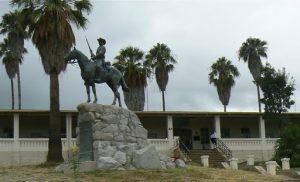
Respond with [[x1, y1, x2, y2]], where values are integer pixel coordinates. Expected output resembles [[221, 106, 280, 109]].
[[275, 124, 300, 167]]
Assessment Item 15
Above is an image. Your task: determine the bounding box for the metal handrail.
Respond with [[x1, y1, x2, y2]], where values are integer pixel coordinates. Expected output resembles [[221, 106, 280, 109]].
[[179, 141, 191, 161], [179, 141, 190, 154], [216, 138, 232, 159]]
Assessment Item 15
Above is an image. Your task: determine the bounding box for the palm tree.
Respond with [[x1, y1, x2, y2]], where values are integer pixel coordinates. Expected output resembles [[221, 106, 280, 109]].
[[0, 10, 28, 109], [238, 37, 267, 112], [145, 43, 177, 111], [12, 0, 92, 162], [113, 46, 149, 111], [208, 57, 240, 112], [0, 39, 17, 109]]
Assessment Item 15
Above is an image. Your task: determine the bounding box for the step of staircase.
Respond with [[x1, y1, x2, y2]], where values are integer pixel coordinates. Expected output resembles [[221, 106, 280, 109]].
[[188, 149, 227, 167]]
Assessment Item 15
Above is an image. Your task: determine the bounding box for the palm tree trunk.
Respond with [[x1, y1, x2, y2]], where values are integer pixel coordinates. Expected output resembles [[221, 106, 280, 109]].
[[10, 79, 14, 110], [224, 105, 226, 112], [162, 91, 165, 112], [17, 65, 21, 110], [124, 86, 145, 111], [47, 71, 63, 162], [256, 83, 261, 113]]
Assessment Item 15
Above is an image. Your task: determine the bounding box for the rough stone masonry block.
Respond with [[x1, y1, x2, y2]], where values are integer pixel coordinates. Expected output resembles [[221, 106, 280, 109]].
[[77, 103, 99, 112], [98, 157, 121, 170], [132, 145, 162, 169], [93, 131, 113, 141], [78, 112, 95, 123], [175, 159, 186, 168], [102, 124, 119, 133], [134, 126, 148, 139], [113, 151, 127, 165]]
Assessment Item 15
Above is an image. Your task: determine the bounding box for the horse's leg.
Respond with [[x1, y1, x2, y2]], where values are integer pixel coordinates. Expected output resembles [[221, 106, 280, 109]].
[[111, 90, 121, 106], [85, 83, 91, 103], [112, 81, 122, 107], [107, 83, 117, 105], [111, 87, 117, 105], [115, 90, 121, 107], [112, 94, 116, 105], [92, 83, 98, 103]]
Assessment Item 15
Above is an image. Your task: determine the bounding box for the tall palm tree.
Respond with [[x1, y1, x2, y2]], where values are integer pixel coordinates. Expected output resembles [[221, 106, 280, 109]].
[[209, 57, 240, 112], [0, 10, 28, 109], [113, 46, 149, 111], [145, 43, 177, 111], [238, 37, 267, 112], [0, 39, 17, 109], [12, 0, 92, 162]]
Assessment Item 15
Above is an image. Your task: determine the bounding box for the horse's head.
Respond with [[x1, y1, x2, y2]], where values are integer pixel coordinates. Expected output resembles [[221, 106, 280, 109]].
[[65, 47, 78, 64], [65, 47, 90, 65]]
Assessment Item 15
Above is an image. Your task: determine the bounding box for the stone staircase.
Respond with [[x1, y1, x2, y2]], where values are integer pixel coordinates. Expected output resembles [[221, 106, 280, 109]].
[[188, 148, 228, 167]]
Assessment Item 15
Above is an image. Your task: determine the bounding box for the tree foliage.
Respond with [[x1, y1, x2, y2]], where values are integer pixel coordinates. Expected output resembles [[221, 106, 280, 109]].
[[145, 43, 177, 111], [238, 37, 268, 112], [0, 38, 17, 78], [10, 0, 92, 162], [259, 63, 295, 117], [275, 124, 300, 167], [113, 46, 150, 111], [208, 57, 239, 112], [238, 37, 267, 81], [0, 10, 28, 109], [114, 46, 149, 88]]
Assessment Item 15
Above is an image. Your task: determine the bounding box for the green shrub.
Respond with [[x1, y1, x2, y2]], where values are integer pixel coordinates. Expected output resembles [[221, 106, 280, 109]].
[[274, 124, 300, 167]]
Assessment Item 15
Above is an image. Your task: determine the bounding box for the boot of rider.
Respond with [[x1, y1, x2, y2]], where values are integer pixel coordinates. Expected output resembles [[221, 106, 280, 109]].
[[94, 66, 102, 83], [103, 62, 110, 72]]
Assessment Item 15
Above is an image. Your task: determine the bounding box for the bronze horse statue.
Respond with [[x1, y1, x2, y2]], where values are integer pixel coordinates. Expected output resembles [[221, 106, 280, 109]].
[[65, 48, 129, 106]]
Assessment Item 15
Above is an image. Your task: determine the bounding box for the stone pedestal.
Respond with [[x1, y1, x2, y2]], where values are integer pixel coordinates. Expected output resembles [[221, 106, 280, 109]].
[[246, 155, 254, 166], [265, 161, 277, 175], [229, 158, 238, 170], [76, 103, 186, 170], [201, 155, 209, 167], [281, 158, 290, 170]]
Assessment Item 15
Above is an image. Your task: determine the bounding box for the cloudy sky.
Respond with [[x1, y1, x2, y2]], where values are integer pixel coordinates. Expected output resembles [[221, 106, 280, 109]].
[[0, 0, 300, 112]]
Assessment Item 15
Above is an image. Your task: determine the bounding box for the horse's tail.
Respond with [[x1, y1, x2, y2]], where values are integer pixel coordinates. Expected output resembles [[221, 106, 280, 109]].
[[120, 76, 129, 92]]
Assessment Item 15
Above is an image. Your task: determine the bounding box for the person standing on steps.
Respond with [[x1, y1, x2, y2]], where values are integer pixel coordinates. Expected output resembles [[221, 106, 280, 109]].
[[210, 131, 217, 148]]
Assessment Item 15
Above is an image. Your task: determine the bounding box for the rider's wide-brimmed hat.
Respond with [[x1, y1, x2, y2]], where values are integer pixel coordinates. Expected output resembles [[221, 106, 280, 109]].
[[97, 37, 106, 45]]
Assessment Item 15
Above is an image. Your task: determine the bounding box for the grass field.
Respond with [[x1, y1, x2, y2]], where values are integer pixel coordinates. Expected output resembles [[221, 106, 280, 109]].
[[0, 164, 298, 182]]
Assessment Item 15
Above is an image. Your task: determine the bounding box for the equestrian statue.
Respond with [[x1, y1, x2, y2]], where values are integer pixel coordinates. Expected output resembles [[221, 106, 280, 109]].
[[65, 37, 129, 107]]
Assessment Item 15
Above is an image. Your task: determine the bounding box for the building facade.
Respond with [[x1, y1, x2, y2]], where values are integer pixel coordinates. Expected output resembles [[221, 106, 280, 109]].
[[0, 110, 299, 166]]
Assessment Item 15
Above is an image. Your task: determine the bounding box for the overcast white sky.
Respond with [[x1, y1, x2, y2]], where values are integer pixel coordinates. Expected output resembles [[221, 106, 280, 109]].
[[0, 0, 300, 112]]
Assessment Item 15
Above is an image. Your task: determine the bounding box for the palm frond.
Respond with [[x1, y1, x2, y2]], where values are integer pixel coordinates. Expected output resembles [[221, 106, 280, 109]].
[[145, 43, 177, 91], [12, 0, 92, 74], [208, 57, 240, 107], [114, 46, 147, 87]]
